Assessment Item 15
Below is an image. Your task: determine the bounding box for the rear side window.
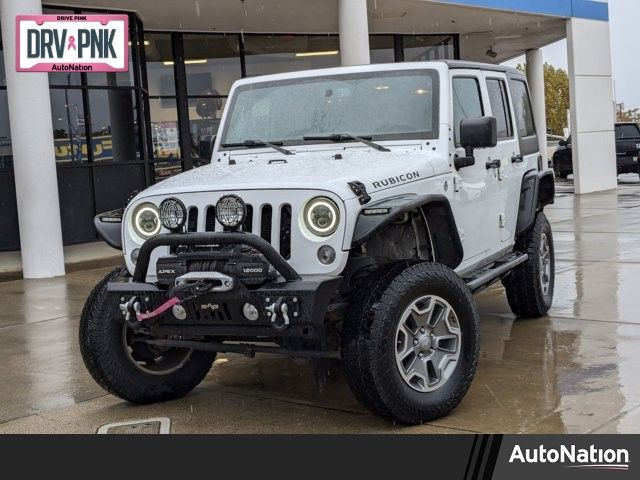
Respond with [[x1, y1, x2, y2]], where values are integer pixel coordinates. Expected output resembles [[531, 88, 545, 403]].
[[486, 79, 513, 140], [616, 124, 640, 139], [452, 77, 483, 147], [510, 79, 536, 138]]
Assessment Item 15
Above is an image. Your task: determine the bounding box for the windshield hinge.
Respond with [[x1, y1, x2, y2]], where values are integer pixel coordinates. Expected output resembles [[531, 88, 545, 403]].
[[348, 181, 371, 205]]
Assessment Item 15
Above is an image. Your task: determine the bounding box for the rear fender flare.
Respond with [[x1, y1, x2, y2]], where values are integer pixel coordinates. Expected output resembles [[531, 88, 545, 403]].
[[516, 169, 555, 236]]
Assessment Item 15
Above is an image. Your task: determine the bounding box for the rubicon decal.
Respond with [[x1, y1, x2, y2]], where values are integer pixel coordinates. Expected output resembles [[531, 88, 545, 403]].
[[372, 171, 420, 190], [16, 14, 128, 72], [509, 444, 630, 471]]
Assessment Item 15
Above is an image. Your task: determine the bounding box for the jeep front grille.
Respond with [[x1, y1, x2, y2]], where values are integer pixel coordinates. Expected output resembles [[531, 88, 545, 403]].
[[184, 202, 292, 260]]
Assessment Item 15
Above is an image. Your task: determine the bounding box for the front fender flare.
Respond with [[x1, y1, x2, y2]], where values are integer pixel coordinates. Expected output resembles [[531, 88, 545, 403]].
[[350, 194, 464, 269]]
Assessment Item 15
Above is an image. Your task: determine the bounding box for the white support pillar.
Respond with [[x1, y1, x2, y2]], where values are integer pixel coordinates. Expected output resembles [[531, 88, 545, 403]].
[[525, 49, 548, 161], [338, 0, 370, 66], [1, 0, 65, 278], [567, 18, 617, 194]]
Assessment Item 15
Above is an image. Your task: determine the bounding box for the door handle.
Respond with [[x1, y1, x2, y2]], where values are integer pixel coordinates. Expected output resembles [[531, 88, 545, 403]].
[[485, 159, 501, 170], [511, 154, 524, 164]]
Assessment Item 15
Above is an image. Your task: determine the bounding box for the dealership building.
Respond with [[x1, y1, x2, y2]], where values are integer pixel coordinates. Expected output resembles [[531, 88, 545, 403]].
[[0, 0, 615, 278]]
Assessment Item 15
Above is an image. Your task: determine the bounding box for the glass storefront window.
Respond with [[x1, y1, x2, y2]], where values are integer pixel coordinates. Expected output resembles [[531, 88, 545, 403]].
[[88, 90, 140, 163], [183, 34, 242, 96], [403, 35, 455, 62], [370, 35, 395, 64], [244, 35, 340, 76], [145, 33, 175, 96], [87, 47, 135, 87], [0, 90, 11, 170], [50, 89, 88, 164], [189, 97, 226, 165], [149, 98, 182, 179]]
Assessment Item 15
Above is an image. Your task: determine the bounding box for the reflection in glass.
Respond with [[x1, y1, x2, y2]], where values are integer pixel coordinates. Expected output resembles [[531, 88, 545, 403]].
[[144, 33, 175, 96], [190, 97, 226, 164], [87, 45, 135, 86], [88, 89, 140, 163], [0, 90, 11, 169], [244, 35, 340, 76], [50, 89, 88, 164], [404, 35, 454, 62], [149, 98, 182, 180], [370, 36, 395, 64], [183, 35, 241, 96]]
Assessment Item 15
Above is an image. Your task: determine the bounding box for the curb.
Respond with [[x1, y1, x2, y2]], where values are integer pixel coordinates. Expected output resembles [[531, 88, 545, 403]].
[[0, 255, 124, 283]]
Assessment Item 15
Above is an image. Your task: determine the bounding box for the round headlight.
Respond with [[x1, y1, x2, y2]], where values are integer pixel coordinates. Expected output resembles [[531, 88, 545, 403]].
[[159, 198, 186, 231], [216, 194, 246, 228], [132, 203, 160, 239], [304, 197, 340, 237]]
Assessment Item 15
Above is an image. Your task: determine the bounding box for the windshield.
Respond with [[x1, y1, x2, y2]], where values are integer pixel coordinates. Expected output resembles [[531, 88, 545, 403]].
[[221, 69, 439, 147]]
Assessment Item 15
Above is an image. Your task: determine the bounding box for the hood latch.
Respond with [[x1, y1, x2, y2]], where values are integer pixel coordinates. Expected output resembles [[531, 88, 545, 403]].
[[348, 181, 371, 205]]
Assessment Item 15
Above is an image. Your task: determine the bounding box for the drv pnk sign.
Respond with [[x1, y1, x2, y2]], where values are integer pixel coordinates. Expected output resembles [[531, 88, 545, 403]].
[[16, 14, 128, 72]]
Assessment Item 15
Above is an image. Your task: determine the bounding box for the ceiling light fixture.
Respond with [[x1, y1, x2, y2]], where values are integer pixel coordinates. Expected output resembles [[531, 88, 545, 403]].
[[295, 50, 340, 57], [163, 59, 208, 65]]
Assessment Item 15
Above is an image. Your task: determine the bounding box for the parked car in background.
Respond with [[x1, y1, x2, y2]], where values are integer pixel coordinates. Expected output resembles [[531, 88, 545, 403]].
[[553, 123, 640, 179]]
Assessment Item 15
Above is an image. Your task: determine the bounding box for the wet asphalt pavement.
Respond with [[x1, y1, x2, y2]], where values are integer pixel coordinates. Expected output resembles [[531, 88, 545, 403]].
[[1, 181, 640, 434]]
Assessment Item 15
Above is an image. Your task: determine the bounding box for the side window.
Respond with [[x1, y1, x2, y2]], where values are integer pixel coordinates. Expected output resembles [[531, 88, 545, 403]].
[[510, 79, 536, 138], [452, 77, 483, 147], [486, 79, 513, 140]]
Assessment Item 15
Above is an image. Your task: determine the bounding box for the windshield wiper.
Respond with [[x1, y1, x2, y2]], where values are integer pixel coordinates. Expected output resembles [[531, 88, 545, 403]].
[[303, 133, 390, 152], [221, 139, 294, 155]]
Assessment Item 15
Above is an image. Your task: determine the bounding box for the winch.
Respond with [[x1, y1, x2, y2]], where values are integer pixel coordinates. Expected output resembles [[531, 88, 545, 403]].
[[155, 246, 276, 287]]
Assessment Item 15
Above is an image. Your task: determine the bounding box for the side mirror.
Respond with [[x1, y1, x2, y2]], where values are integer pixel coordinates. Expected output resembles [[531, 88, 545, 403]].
[[558, 139, 567, 147], [198, 135, 216, 163], [455, 116, 498, 170]]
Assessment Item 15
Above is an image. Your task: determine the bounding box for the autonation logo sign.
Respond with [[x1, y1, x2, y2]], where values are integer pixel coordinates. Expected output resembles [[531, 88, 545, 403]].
[[16, 14, 128, 72], [509, 443, 630, 471]]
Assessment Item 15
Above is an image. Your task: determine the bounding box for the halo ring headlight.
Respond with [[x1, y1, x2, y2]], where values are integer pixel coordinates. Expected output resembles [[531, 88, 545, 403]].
[[159, 198, 187, 231], [216, 194, 246, 229], [132, 203, 161, 239], [303, 197, 340, 237]]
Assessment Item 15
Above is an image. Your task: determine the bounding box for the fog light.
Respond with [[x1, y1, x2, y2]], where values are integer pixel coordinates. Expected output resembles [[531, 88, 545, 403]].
[[317, 245, 336, 265], [131, 248, 140, 265], [242, 303, 259, 321]]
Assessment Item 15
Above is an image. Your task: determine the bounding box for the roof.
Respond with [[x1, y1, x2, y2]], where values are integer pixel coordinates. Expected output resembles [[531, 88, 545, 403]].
[[444, 60, 525, 76]]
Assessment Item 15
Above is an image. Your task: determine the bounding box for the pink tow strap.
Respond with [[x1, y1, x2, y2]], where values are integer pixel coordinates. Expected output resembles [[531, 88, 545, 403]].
[[136, 296, 180, 322]]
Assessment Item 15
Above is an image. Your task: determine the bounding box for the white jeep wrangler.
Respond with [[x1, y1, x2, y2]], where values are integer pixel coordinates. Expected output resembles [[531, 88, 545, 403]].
[[81, 61, 555, 425]]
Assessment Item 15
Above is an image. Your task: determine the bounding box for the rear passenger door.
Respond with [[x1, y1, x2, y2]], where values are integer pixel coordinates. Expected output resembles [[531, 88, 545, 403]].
[[482, 73, 520, 243]]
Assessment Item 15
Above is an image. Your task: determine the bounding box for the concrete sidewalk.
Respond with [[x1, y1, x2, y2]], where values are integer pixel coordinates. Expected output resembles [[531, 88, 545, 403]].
[[0, 241, 122, 282]]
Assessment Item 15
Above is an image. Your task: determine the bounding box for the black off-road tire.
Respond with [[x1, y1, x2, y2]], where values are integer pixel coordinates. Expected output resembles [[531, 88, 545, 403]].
[[342, 262, 480, 425], [79, 267, 216, 404], [503, 212, 555, 318]]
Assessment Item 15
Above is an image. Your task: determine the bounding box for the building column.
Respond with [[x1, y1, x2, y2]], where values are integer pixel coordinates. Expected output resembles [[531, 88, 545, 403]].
[[1, 0, 65, 277], [525, 49, 548, 161], [338, 0, 370, 66], [567, 18, 617, 194]]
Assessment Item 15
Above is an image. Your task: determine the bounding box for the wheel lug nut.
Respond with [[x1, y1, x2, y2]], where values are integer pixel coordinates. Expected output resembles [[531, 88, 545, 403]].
[[413, 339, 418, 346], [420, 328, 425, 334]]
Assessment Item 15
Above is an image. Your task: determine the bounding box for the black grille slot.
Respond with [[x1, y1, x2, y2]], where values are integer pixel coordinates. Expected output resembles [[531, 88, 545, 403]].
[[280, 204, 292, 260], [243, 204, 253, 233], [260, 204, 272, 242], [187, 207, 198, 232], [205, 206, 216, 231]]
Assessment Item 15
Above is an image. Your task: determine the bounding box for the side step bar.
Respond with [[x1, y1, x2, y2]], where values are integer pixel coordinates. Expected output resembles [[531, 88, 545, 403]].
[[464, 252, 528, 294]]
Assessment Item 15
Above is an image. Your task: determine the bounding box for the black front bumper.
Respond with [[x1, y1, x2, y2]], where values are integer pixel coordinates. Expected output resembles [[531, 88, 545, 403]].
[[108, 232, 342, 344]]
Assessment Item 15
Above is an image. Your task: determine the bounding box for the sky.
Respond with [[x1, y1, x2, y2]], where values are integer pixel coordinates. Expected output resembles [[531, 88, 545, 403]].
[[503, 0, 640, 110]]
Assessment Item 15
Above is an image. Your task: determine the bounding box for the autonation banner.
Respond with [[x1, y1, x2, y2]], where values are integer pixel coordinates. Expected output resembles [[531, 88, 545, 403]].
[[16, 14, 128, 72]]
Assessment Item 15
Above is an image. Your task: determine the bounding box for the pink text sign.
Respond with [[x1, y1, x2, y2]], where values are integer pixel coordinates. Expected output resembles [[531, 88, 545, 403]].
[[16, 14, 129, 73]]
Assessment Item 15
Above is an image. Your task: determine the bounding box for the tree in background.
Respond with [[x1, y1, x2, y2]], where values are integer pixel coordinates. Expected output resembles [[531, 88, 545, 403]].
[[616, 103, 640, 123], [517, 63, 570, 136]]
